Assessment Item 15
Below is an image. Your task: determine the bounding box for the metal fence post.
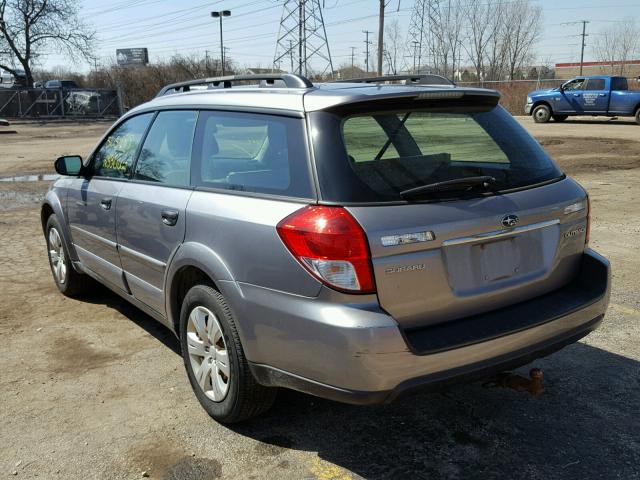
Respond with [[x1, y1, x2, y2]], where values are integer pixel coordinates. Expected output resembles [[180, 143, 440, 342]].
[[116, 85, 124, 116]]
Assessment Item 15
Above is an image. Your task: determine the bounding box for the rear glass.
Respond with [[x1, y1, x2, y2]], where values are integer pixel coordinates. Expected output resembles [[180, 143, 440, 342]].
[[311, 105, 562, 203]]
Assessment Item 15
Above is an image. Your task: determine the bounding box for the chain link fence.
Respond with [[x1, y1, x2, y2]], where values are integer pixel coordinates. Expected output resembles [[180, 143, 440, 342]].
[[0, 88, 122, 119]]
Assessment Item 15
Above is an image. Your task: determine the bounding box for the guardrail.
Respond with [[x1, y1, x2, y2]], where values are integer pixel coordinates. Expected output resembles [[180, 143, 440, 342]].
[[0, 88, 122, 118]]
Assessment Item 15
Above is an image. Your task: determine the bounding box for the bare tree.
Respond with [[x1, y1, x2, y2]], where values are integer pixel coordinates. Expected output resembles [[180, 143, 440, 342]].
[[0, 0, 94, 86], [593, 18, 639, 75], [383, 19, 402, 74], [502, 0, 543, 80], [463, 0, 500, 81]]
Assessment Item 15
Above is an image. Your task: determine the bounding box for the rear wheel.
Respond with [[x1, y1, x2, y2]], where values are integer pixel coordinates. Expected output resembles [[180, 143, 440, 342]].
[[635, 108, 640, 125], [179, 285, 277, 423], [45, 214, 87, 297], [553, 115, 568, 122], [533, 105, 551, 123]]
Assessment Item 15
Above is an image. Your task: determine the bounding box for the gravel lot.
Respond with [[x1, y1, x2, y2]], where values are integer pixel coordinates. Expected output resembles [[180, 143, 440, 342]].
[[1, 117, 639, 480]]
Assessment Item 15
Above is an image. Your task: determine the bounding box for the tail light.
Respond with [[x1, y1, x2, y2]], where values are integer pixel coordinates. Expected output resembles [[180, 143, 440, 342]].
[[585, 194, 591, 245], [276, 206, 376, 294]]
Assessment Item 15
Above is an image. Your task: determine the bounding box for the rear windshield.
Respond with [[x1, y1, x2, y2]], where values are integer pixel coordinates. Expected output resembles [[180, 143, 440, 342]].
[[310, 105, 562, 203]]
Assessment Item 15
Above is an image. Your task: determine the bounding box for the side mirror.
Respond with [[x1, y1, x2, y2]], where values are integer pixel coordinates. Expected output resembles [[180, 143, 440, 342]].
[[54, 155, 83, 176], [559, 84, 565, 92]]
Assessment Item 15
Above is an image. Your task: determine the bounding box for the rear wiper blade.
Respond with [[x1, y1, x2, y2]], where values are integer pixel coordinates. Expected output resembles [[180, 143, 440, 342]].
[[399, 176, 497, 198]]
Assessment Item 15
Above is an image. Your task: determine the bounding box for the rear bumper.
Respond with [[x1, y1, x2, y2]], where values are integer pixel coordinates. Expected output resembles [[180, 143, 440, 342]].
[[230, 249, 610, 405]]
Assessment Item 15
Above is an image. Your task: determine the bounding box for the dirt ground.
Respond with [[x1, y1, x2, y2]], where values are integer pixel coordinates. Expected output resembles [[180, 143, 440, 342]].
[[1, 117, 639, 480]]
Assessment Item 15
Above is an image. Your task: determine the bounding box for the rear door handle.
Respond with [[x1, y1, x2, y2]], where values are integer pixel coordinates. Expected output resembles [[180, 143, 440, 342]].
[[161, 209, 179, 226], [599, 93, 607, 97], [573, 94, 581, 97], [100, 198, 112, 210]]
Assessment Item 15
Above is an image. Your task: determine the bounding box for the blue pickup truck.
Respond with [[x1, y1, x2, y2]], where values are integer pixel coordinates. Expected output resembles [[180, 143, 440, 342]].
[[525, 76, 640, 124]]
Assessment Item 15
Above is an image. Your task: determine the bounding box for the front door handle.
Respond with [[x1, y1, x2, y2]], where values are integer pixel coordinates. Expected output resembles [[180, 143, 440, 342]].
[[599, 93, 607, 97], [161, 209, 179, 226], [573, 94, 580, 97], [100, 198, 112, 210]]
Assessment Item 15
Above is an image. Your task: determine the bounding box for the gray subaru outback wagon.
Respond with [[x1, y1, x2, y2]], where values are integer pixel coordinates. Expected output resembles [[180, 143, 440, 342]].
[[42, 74, 610, 423]]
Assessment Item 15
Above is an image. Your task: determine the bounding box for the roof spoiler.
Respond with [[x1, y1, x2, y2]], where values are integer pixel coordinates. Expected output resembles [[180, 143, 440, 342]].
[[155, 73, 313, 97], [332, 74, 455, 87]]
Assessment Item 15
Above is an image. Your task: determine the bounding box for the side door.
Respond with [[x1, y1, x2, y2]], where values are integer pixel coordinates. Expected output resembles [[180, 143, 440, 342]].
[[66, 113, 154, 290], [115, 110, 197, 315], [580, 77, 609, 114], [557, 78, 586, 113]]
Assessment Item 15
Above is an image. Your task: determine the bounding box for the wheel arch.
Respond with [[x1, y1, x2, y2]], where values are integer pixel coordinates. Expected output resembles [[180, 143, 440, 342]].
[[165, 242, 238, 335], [531, 100, 553, 115], [41, 192, 79, 262]]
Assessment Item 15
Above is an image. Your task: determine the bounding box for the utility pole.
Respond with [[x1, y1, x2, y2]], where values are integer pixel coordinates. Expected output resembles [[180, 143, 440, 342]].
[[363, 30, 372, 73], [377, 0, 384, 76], [289, 40, 295, 73], [412, 41, 419, 73], [579, 20, 589, 75], [205, 50, 210, 74], [211, 10, 231, 75], [562, 20, 589, 76], [350, 46, 356, 70]]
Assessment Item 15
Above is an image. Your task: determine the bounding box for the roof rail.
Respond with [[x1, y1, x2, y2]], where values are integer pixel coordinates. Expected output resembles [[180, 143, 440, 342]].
[[332, 74, 455, 86], [156, 73, 313, 97]]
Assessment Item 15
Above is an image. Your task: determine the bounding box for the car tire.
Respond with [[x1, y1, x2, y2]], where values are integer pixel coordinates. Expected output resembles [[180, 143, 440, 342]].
[[635, 108, 640, 125], [533, 105, 551, 123], [180, 284, 277, 424], [45, 214, 87, 297], [552, 115, 568, 122]]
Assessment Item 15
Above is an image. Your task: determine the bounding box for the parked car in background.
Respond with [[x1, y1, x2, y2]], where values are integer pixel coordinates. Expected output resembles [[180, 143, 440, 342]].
[[0, 69, 27, 88], [44, 79, 79, 89], [43, 73, 611, 423], [526, 76, 640, 124]]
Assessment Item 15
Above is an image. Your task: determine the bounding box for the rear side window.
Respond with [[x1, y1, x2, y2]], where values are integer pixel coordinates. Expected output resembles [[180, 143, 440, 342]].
[[585, 78, 605, 90], [191, 111, 313, 198], [311, 105, 563, 203], [134, 110, 197, 186], [93, 113, 154, 178], [611, 77, 628, 91]]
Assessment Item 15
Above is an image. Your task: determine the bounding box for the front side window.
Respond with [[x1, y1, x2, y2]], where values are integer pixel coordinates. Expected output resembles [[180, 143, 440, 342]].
[[192, 111, 313, 198], [563, 79, 586, 91], [134, 110, 197, 186], [93, 113, 153, 178]]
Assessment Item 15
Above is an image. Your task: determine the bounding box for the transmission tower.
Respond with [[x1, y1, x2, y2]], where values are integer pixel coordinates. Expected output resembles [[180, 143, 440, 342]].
[[273, 0, 334, 78], [403, 0, 440, 74]]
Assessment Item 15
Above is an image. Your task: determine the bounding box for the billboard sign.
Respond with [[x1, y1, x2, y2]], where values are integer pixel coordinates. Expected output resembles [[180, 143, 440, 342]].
[[116, 48, 149, 66]]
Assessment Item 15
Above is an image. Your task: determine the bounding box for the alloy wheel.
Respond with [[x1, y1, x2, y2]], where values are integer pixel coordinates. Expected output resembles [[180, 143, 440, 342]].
[[186, 306, 230, 402], [48, 228, 66, 285]]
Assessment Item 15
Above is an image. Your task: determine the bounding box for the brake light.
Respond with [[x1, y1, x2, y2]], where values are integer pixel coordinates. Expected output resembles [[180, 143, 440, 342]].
[[276, 206, 376, 293], [585, 194, 591, 245]]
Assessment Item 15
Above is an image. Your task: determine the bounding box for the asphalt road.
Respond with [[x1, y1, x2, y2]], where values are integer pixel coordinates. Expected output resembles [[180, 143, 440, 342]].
[[0, 117, 639, 479]]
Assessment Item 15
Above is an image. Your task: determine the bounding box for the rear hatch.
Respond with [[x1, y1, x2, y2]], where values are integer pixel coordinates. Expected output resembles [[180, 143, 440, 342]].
[[309, 90, 589, 329]]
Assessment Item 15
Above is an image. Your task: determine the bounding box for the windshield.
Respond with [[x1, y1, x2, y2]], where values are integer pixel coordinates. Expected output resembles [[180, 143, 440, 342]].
[[310, 105, 563, 203]]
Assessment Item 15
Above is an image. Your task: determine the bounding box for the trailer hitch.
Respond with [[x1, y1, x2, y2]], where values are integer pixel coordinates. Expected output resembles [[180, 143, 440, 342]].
[[483, 368, 545, 396]]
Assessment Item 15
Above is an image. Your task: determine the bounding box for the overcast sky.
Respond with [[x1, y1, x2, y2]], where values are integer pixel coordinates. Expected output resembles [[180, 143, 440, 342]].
[[38, 0, 640, 73]]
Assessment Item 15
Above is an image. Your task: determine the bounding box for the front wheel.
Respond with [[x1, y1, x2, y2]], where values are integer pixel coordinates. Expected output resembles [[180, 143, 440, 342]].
[[180, 285, 277, 423], [45, 214, 87, 297], [553, 115, 568, 122], [533, 105, 551, 123], [635, 108, 640, 125]]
